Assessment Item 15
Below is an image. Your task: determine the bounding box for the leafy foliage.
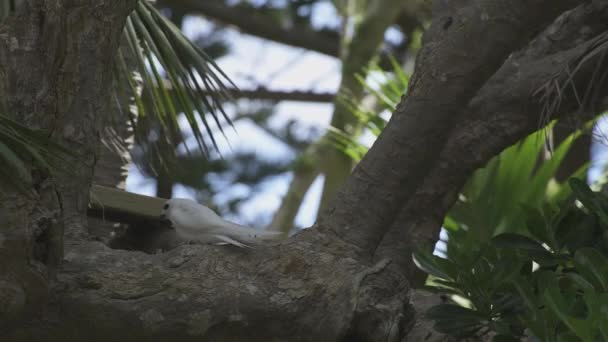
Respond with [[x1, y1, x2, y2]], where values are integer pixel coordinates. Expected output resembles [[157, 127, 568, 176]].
[[0, 114, 72, 193], [414, 179, 608, 341], [443, 124, 589, 249], [330, 57, 408, 160]]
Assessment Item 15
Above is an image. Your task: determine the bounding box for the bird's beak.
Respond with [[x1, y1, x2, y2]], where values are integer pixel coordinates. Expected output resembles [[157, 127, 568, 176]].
[[160, 213, 166, 219]]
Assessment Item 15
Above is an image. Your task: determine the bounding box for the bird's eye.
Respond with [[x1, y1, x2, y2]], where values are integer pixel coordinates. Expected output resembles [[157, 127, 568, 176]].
[[163, 203, 169, 210]]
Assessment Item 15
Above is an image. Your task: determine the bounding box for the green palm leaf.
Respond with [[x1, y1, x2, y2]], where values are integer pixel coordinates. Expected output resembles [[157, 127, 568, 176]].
[[118, 1, 236, 159], [0, 114, 73, 193]]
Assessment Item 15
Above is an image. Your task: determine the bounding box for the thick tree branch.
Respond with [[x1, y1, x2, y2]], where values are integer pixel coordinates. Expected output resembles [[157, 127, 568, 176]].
[[9, 231, 412, 341], [232, 87, 335, 103], [317, 0, 583, 256], [375, 0, 608, 287], [162, 0, 340, 57]]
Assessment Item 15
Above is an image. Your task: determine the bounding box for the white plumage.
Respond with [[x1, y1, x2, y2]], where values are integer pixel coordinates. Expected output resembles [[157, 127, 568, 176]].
[[160, 198, 280, 248]]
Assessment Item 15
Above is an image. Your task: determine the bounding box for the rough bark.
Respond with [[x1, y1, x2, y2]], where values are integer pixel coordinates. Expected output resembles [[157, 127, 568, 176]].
[[8, 230, 412, 341], [88, 35, 140, 243], [0, 0, 136, 333]]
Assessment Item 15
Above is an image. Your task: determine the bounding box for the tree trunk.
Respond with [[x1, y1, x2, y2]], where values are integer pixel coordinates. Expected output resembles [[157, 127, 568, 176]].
[[88, 36, 140, 243], [0, 0, 137, 332]]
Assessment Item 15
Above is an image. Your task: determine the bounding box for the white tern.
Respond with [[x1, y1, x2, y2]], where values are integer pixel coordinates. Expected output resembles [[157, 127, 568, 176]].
[[160, 198, 280, 248]]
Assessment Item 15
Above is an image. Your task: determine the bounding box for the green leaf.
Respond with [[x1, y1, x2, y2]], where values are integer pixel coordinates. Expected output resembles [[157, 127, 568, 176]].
[[492, 334, 521, 342], [554, 209, 597, 251], [432, 318, 485, 337], [490, 292, 523, 313], [521, 204, 551, 244], [426, 304, 487, 320], [419, 285, 463, 296], [569, 178, 608, 226], [426, 304, 487, 336], [573, 248, 608, 291], [412, 251, 456, 280], [556, 332, 584, 342], [511, 277, 539, 314], [0, 113, 74, 193], [564, 272, 595, 291], [490, 258, 524, 289], [542, 272, 593, 341], [491, 233, 545, 251]]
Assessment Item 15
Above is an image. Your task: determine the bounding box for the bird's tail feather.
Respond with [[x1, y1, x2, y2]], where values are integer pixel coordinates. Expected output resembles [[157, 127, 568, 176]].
[[215, 235, 251, 248], [220, 224, 282, 245]]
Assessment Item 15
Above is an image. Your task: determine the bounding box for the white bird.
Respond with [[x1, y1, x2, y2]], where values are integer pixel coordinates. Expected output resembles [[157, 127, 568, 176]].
[[160, 198, 281, 248]]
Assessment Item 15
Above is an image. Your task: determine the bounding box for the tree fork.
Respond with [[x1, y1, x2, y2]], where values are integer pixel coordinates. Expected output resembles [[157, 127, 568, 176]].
[[317, 0, 584, 255], [375, 0, 608, 286]]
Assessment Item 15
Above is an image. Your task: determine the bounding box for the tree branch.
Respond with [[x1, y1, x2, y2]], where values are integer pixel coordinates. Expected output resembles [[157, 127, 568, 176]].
[[375, 0, 608, 287], [162, 0, 340, 57], [233, 87, 334, 103], [11, 229, 412, 341], [222, 87, 335, 103], [317, 0, 583, 256]]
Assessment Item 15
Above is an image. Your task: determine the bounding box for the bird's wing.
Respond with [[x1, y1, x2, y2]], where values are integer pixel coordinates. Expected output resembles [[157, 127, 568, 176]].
[[213, 234, 251, 248]]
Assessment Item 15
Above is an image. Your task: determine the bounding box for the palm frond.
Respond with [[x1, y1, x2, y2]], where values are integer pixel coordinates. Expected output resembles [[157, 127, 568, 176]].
[[0, 114, 73, 194], [330, 57, 407, 157], [117, 1, 237, 161]]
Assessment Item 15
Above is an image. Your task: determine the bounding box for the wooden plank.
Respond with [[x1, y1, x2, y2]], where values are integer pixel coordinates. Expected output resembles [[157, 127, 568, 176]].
[[88, 184, 167, 223]]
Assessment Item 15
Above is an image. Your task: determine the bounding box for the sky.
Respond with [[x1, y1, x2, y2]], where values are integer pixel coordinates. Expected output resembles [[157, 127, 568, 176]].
[[126, 11, 342, 228]]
